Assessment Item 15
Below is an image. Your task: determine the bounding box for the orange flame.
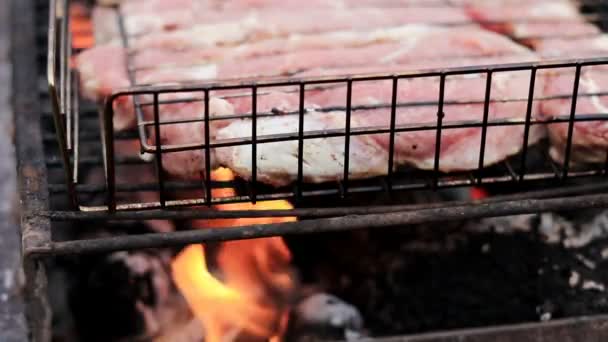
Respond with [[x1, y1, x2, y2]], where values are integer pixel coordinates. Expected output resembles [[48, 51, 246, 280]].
[[70, 3, 94, 50], [172, 168, 295, 342]]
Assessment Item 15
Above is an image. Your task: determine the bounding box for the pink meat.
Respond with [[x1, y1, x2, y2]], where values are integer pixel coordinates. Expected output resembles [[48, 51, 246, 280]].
[[108, 3, 469, 38], [533, 36, 608, 165], [213, 64, 546, 186], [129, 25, 481, 68], [156, 41, 544, 183], [465, 0, 599, 44], [120, 7, 470, 49], [77, 26, 531, 133]]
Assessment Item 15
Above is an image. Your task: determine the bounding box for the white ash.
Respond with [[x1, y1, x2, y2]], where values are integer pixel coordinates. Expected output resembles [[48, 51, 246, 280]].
[[601, 248, 608, 259], [536, 303, 555, 322], [292, 293, 365, 339], [294, 293, 363, 329], [563, 212, 608, 248], [540, 312, 552, 322], [574, 254, 597, 270], [582, 280, 606, 292], [466, 210, 608, 248], [465, 214, 536, 234], [569, 271, 580, 288]]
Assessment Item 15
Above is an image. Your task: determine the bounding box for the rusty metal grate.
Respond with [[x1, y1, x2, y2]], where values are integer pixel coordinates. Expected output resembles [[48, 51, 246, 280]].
[[33, 0, 608, 251]]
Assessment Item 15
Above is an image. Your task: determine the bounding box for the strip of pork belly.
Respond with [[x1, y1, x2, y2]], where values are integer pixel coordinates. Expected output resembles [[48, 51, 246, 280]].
[[116, 0, 454, 14], [153, 54, 546, 181], [82, 25, 446, 98], [82, 25, 528, 100], [100, 4, 470, 39], [132, 27, 531, 81], [115, 7, 470, 48], [214, 68, 545, 186], [130, 25, 464, 68], [464, 0, 599, 44], [77, 26, 525, 131], [531, 35, 608, 165]]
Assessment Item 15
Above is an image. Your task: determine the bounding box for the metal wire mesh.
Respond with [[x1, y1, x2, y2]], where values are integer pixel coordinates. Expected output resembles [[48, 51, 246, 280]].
[[45, 0, 608, 217]]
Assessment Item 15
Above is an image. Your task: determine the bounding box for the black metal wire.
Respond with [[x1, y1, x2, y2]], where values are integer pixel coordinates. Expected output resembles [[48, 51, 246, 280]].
[[433, 75, 446, 189], [204, 89, 212, 206], [47, 0, 608, 213], [519, 68, 537, 182], [477, 71, 493, 184], [297, 83, 305, 199], [562, 65, 583, 179], [152, 93, 166, 208], [342, 80, 353, 197], [387, 76, 399, 191]]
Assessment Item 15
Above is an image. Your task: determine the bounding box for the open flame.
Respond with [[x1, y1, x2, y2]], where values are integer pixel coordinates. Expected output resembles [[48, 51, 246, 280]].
[[172, 168, 296, 342], [70, 3, 94, 50], [68, 5, 295, 340]]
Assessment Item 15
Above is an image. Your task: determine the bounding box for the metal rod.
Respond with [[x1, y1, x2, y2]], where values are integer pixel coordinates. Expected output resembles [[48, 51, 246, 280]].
[[519, 67, 537, 182], [72, 71, 80, 183], [46, 0, 77, 208], [44, 181, 608, 221], [28, 192, 608, 257], [562, 64, 583, 179], [152, 93, 166, 208], [477, 70, 493, 184], [387, 76, 399, 191], [297, 83, 305, 199], [251, 85, 258, 203], [133, 113, 608, 155], [133, 88, 608, 127], [342, 79, 353, 196], [356, 315, 608, 342], [433, 75, 446, 188], [203, 90, 212, 206], [103, 97, 117, 212]]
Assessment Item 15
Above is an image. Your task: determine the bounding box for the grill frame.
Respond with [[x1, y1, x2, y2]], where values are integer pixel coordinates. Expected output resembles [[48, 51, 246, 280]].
[[48, 0, 608, 216], [14, 0, 608, 341]]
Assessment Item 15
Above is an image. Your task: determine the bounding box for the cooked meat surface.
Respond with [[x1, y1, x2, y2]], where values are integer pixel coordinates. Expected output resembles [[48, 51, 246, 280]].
[[464, 0, 599, 44], [532, 36, 608, 165], [80, 0, 608, 186]]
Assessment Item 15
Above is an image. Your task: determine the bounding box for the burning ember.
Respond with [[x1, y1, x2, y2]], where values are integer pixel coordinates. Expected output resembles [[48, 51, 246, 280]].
[[172, 168, 296, 342]]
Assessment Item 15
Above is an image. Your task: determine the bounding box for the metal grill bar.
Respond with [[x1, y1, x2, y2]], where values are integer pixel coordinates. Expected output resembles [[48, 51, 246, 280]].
[[152, 93, 166, 208], [432, 75, 446, 189], [204, 89, 212, 205], [27, 192, 608, 257], [296, 83, 306, 198], [519, 68, 537, 182], [43, 181, 608, 221], [477, 71, 493, 184], [563, 65, 583, 179]]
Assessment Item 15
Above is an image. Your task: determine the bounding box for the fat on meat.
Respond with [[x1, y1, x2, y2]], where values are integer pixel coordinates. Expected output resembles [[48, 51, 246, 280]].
[[214, 68, 546, 186], [464, 0, 599, 44], [77, 24, 546, 183], [129, 25, 475, 68], [77, 26, 524, 131], [533, 35, 608, 165], [95, 1, 470, 41], [98, 7, 470, 47]]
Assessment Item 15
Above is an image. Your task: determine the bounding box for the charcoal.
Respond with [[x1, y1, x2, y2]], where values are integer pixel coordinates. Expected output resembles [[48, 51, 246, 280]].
[[288, 215, 608, 337]]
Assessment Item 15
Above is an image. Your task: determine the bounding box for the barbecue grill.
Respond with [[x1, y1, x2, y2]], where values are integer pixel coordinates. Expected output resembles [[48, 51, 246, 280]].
[[11, 0, 608, 340]]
